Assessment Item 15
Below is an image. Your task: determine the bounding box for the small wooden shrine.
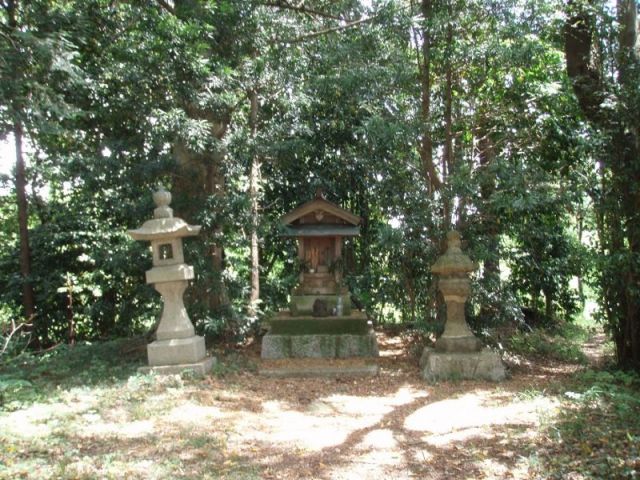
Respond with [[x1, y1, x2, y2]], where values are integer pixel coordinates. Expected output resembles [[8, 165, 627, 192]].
[[282, 188, 360, 316], [261, 189, 378, 361]]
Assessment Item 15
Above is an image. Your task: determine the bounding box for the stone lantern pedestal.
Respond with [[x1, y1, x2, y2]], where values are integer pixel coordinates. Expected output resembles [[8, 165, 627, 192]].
[[129, 187, 215, 376], [420, 231, 505, 382]]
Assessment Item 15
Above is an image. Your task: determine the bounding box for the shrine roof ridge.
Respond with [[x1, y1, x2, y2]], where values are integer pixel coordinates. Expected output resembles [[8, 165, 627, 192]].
[[280, 196, 361, 226]]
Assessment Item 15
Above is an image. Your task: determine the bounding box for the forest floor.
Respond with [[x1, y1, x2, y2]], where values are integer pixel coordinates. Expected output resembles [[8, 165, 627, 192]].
[[0, 325, 639, 480]]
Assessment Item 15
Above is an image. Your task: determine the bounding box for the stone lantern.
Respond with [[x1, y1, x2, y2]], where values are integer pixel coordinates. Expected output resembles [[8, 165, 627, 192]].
[[128, 187, 215, 376], [420, 231, 505, 381]]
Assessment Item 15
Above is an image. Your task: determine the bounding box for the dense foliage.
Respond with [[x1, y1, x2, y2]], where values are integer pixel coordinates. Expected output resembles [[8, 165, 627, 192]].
[[0, 0, 638, 370]]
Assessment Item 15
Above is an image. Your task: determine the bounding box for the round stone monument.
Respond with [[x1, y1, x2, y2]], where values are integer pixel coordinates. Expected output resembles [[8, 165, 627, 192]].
[[128, 187, 215, 376]]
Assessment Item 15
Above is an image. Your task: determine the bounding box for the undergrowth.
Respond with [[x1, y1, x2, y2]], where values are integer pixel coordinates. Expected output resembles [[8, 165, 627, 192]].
[[508, 322, 589, 364], [530, 369, 640, 479], [0, 339, 144, 411]]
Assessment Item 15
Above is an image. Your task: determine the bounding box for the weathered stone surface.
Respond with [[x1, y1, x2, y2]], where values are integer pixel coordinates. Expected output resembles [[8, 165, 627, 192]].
[[147, 336, 206, 366], [291, 335, 337, 358], [261, 334, 292, 359], [138, 356, 215, 377], [420, 347, 506, 382], [434, 335, 482, 353], [337, 333, 379, 358], [290, 293, 351, 316], [268, 312, 370, 335], [261, 332, 378, 359], [431, 231, 477, 276]]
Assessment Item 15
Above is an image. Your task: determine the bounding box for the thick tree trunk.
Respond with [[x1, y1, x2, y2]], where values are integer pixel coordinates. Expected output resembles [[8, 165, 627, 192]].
[[614, 0, 640, 369], [565, 0, 640, 370], [173, 106, 231, 312], [248, 89, 261, 318]]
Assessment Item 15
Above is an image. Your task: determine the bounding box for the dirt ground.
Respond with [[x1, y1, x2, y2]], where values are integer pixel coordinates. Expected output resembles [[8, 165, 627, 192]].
[[0, 332, 603, 480]]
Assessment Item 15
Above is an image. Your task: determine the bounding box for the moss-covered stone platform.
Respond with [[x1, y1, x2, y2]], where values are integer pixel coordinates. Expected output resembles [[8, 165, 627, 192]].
[[261, 311, 379, 360], [268, 312, 370, 335]]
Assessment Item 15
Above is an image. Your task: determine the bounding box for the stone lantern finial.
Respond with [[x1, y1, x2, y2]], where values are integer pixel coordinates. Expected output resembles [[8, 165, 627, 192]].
[[152, 185, 173, 219]]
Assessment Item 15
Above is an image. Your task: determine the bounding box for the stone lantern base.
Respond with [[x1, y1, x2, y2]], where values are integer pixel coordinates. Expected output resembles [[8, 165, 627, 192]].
[[138, 336, 216, 377], [420, 347, 506, 382]]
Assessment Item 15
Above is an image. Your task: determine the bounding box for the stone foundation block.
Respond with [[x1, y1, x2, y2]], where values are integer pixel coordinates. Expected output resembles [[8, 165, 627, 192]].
[[420, 347, 506, 382], [138, 356, 215, 377], [434, 335, 482, 353], [261, 332, 379, 359], [147, 336, 206, 366], [291, 335, 337, 358], [261, 334, 292, 359], [337, 333, 379, 358]]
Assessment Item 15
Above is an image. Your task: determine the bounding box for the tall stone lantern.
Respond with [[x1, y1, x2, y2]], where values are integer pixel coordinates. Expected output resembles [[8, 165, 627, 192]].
[[128, 187, 215, 376], [420, 231, 505, 381]]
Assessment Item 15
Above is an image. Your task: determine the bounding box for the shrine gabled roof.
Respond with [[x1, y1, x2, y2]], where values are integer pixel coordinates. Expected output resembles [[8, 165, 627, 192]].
[[282, 224, 360, 237], [280, 192, 361, 226]]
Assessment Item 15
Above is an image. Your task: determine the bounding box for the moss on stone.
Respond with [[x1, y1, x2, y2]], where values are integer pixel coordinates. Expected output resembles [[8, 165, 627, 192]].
[[269, 317, 369, 335]]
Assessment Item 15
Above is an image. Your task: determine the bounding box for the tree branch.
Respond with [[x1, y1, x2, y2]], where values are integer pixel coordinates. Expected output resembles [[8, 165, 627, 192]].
[[155, 0, 176, 16], [260, 1, 344, 21], [286, 13, 380, 43]]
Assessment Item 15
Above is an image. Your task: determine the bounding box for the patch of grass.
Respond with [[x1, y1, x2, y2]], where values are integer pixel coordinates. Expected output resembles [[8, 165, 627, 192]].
[[508, 323, 589, 364], [515, 387, 548, 401], [210, 349, 257, 377], [530, 368, 640, 479], [0, 339, 144, 411]]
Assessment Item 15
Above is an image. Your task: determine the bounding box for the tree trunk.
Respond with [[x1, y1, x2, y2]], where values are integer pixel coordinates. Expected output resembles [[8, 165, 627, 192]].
[[478, 122, 500, 283], [14, 121, 36, 326], [613, 0, 639, 369], [173, 108, 230, 312], [544, 289, 554, 322], [7, 0, 37, 334], [576, 210, 584, 305], [418, 0, 442, 193], [565, 0, 640, 370], [441, 4, 454, 229], [248, 89, 261, 318]]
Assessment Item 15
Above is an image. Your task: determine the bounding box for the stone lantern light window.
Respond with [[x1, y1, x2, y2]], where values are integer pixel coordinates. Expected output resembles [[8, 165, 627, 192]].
[[159, 243, 173, 260]]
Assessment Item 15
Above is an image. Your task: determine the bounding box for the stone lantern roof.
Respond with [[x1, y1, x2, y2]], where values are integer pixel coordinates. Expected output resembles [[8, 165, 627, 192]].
[[128, 187, 201, 241], [431, 231, 477, 275]]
